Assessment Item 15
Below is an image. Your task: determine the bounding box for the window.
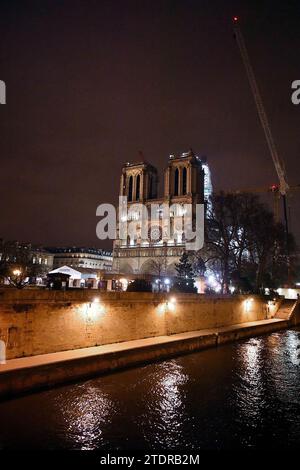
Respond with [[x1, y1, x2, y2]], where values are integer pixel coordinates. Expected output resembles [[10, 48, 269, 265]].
[[148, 175, 152, 199], [136, 174, 140, 200], [182, 167, 187, 195], [128, 175, 133, 202], [174, 168, 179, 196]]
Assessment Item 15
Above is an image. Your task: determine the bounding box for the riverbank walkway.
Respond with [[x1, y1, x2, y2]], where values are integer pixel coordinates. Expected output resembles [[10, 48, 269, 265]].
[[0, 318, 289, 398]]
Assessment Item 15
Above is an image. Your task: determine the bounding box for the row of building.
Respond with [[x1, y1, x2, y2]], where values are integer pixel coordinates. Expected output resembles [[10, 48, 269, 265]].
[[0, 241, 113, 287]]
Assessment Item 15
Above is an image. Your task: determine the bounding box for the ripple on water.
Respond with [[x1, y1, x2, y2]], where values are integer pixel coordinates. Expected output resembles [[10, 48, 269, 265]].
[[0, 328, 299, 450]]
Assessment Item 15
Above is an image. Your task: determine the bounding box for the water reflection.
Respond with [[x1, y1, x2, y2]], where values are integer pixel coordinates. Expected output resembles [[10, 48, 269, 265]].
[[0, 328, 300, 450], [285, 330, 300, 366], [231, 338, 267, 446], [235, 338, 264, 393], [267, 331, 300, 409], [139, 361, 189, 449], [53, 384, 116, 450]]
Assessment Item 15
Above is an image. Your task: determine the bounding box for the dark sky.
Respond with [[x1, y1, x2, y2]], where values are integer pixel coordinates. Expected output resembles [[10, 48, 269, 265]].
[[1, 0, 299, 249]]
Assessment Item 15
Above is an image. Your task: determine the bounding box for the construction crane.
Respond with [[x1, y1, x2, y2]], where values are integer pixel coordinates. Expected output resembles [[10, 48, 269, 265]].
[[228, 183, 300, 224], [232, 15, 299, 287], [232, 16, 290, 237]]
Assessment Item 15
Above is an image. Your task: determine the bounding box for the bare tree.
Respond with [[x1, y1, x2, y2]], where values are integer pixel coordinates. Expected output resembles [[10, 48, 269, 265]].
[[205, 192, 293, 293], [149, 258, 166, 278]]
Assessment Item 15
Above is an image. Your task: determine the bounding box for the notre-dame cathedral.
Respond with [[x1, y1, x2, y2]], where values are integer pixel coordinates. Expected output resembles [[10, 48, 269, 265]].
[[112, 150, 212, 275]]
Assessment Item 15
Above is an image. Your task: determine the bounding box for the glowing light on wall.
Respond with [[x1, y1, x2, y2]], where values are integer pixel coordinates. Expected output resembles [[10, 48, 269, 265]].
[[244, 298, 254, 312], [157, 297, 177, 315], [157, 303, 165, 315], [83, 298, 105, 321], [267, 300, 277, 317], [166, 297, 176, 312]]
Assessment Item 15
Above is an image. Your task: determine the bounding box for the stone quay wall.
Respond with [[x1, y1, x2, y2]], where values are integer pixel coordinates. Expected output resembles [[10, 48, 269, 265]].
[[0, 289, 278, 360]]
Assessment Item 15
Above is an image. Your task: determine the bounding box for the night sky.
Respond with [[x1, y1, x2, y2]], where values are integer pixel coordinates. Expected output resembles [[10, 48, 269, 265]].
[[1, 0, 299, 249]]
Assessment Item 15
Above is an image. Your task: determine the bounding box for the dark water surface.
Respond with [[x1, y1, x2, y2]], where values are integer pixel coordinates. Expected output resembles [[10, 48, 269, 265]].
[[0, 328, 300, 450]]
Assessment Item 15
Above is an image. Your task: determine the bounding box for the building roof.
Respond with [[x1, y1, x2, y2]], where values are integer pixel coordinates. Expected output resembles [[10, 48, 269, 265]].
[[46, 246, 112, 257], [48, 266, 82, 279], [122, 161, 158, 173]]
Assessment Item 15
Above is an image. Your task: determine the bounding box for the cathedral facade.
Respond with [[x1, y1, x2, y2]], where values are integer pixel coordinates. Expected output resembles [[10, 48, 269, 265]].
[[112, 150, 212, 276]]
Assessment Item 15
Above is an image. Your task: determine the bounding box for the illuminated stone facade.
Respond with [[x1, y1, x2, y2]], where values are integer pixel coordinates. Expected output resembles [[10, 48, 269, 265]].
[[113, 151, 211, 275]]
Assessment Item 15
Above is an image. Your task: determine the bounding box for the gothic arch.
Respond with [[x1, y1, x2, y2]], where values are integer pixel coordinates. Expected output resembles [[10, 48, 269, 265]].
[[128, 175, 133, 202], [119, 261, 134, 274], [182, 167, 187, 195], [140, 259, 157, 274], [136, 174, 140, 200], [174, 168, 179, 196]]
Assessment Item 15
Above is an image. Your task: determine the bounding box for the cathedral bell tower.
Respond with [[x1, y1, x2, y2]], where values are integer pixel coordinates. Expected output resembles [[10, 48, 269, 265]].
[[113, 150, 207, 276], [119, 160, 158, 203], [164, 149, 204, 203]]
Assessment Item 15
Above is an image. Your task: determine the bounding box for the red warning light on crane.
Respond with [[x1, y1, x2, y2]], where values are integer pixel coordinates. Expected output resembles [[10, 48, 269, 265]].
[[233, 16, 239, 22]]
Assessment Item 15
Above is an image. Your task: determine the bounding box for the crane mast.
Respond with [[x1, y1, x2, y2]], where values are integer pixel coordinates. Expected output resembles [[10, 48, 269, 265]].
[[233, 16, 291, 281], [233, 17, 289, 197]]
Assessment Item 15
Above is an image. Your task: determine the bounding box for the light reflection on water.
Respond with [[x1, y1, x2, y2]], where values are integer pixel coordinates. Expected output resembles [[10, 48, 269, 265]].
[[139, 361, 189, 449], [234, 339, 266, 421], [54, 384, 116, 450], [0, 328, 299, 450]]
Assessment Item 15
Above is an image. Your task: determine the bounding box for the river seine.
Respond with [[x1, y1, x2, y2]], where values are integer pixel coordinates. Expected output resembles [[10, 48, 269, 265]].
[[0, 328, 299, 450]]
